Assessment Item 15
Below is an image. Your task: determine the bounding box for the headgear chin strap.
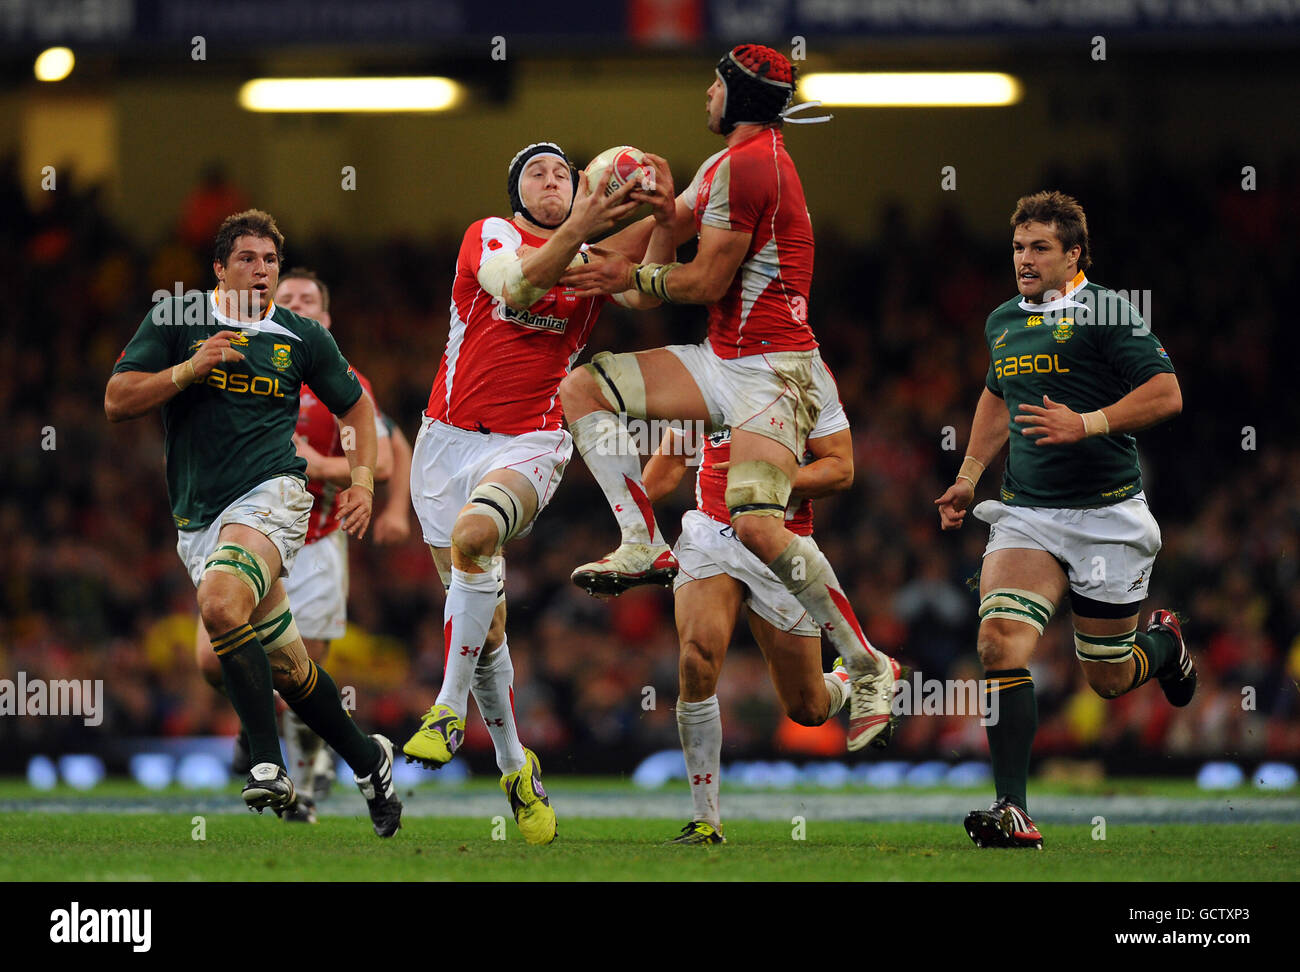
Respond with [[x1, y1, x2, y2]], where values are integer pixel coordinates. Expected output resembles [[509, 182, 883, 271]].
[[506, 141, 576, 230]]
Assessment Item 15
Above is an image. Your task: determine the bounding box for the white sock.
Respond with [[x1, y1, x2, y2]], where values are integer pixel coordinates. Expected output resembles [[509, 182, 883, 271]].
[[677, 696, 722, 828], [569, 410, 663, 545], [768, 535, 885, 677], [282, 709, 324, 792], [824, 671, 849, 717], [471, 635, 527, 775], [435, 568, 498, 717]]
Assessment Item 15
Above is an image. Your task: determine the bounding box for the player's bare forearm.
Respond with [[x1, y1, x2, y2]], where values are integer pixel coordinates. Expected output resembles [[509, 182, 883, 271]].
[[1015, 372, 1182, 446], [1096, 372, 1182, 434], [337, 395, 378, 472], [104, 370, 182, 422], [658, 224, 751, 305], [968, 387, 1011, 467], [106, 329, 246, 422], [790, 430, 854, 501], [381, 424, 412, 509]]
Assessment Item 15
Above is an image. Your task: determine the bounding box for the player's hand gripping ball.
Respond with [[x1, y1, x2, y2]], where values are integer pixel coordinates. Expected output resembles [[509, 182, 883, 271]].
[[584, 146, 653, 197]]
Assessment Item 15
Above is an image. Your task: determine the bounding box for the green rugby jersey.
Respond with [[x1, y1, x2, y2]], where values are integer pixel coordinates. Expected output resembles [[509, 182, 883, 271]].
[[983, 273, 1175, 508], [113, 291, 363, 530]]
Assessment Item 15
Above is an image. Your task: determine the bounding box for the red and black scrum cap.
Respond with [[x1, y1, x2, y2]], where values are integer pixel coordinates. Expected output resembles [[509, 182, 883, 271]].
[[715, 44, 796, 135]]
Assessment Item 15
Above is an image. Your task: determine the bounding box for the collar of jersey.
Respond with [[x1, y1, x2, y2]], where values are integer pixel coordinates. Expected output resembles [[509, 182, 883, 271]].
[[209, 290, 301, 341], [1017, 271, 1088, 313]]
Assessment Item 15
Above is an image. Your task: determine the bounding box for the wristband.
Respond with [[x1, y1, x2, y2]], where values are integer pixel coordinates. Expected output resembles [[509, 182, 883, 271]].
[[632, 262, 681, 303], [1081, 410, 1110, 437], [350, 466, 375, 494], [171, 358, 197, 390], [956, 455, 985, 489]]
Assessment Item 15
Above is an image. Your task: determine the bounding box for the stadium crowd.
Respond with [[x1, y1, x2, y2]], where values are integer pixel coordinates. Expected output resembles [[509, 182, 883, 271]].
[[2, 149, 1298, 773]]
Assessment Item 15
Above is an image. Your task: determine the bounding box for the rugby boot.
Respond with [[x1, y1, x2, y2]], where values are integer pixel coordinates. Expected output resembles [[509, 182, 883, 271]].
[[571, 542, 677, 597]]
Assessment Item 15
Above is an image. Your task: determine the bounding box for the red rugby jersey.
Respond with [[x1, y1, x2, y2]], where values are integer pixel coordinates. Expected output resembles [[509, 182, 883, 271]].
[[298, 368, 385, 544], [681, 128, 818, 359], [425, 217, 609, 435]]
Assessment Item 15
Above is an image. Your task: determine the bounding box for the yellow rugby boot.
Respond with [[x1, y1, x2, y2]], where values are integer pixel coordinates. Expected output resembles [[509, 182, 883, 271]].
[[402, 703, 465, 769], [501, 748, 557, 845]]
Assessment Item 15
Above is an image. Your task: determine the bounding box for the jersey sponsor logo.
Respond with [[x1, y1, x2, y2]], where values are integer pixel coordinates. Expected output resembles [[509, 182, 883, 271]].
[[1025, 315, 1044, 327], [271, 344, 292, 371], [493, 301, 567, 334], [205, 368, 288, 398], [992, 353, 1072, 379]]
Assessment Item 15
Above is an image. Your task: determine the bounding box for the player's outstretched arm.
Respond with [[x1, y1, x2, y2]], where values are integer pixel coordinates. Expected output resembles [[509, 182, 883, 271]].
[[790, 429, 855, 501], [1015, 372, 1182, 446], [104, 329, 245, 422], [936, 387, 1009, 530], [332, 392, 378, 539]]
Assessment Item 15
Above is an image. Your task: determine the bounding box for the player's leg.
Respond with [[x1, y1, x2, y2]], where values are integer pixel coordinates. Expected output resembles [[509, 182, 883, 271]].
[[1066, 503, 1195, 707], [196, 522, 289, 810], [279, 636, 329, 823], [963, 547, 1066, 850], [194, 620, 253, 775], [725, 428, 896, 750], [411, 468, 537, 767], [669, 572, 744, 844], [254, 581, 401, 837], [747, 613, 845, 727], [564, 348, 712, 594]]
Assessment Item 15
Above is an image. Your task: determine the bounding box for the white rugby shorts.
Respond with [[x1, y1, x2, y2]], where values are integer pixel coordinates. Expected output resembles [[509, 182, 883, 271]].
[[176, 475, 313, 590], [673, 509, 819, 637], [975, 493, 1162, 605], [283, 529, 348, 641], [411, 418, 571, 548], [665, 341, 832, 458]]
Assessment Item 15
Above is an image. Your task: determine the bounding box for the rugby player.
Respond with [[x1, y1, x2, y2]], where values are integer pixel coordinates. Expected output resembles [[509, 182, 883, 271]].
[[935, 190, 1191, 849], [643, 378, 903, 844], [106, 211, 403, 836], [401, 142, 676, 844], [558, 44, 899, 750], [196, 268, 396, 824]]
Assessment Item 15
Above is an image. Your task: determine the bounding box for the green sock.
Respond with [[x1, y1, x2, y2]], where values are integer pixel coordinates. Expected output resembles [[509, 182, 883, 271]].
[[1130, 628, 1177, 690], [212, 624, 283, 768], [282, 661, 381, 777], [984, 669, 1036, 812]]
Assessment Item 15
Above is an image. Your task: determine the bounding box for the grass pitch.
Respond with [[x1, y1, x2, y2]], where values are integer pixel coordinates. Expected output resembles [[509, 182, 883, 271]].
[[1, 777, 1297, 881]]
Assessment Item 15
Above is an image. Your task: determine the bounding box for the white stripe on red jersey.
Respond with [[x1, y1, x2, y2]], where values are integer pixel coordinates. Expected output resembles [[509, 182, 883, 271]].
[[680, 129, 817, 359], [425, 217, 609, 435]]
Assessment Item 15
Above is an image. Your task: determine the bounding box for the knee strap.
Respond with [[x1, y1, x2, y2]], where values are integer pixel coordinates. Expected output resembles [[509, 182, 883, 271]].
[[979, 588, 1055, 635], [203, 544, 270, 602], [462, 481, 531, 549], [252, 595, 302, 653], [1074, 628, 1137, 665], [584, 350, 648, 419], [725, 459, 791, 519]]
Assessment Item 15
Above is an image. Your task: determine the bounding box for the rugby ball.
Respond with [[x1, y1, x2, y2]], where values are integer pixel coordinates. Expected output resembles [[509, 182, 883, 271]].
[[583, 145, 652, 197]]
